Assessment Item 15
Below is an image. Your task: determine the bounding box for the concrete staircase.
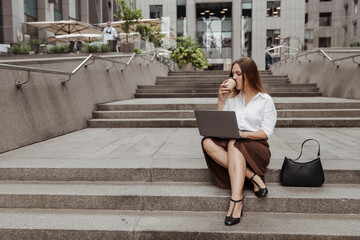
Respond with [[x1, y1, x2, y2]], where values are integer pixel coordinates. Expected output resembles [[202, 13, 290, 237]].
[[1, 71, 359, 239], [0, 127, 359, 239], [134, 71, 322, 98], [88, 71, 360, 128]]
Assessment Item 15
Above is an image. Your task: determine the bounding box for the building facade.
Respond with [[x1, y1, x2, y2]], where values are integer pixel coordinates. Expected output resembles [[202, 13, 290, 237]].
[[136, 0, 305, 70], [305, 0, 360, 48], [0, 0, 117, 44]]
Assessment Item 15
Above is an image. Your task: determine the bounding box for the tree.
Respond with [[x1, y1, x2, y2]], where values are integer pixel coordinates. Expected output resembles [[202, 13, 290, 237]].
[[114, 0, 143, 43]]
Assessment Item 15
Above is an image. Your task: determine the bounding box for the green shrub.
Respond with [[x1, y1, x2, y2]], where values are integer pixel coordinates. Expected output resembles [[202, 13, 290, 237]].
[[31, 39, 42, 44], [49, 44, 70, 53], [83, 43, 99, 53], [10, 43, 31, 54], [101, 43, 110, 52], [134, 48, 141, 54]]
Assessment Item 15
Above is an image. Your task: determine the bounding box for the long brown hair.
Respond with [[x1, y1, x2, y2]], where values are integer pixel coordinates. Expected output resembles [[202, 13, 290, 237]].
[[229, 57, 266, 95]]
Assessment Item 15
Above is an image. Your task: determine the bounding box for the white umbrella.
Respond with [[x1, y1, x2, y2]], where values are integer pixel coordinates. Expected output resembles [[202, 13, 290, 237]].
[[26, 20, 102, 35]]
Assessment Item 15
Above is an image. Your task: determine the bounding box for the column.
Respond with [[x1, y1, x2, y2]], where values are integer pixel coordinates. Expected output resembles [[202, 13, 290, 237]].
[[232, 0, 242, 62], [186, 0, 196, 38]]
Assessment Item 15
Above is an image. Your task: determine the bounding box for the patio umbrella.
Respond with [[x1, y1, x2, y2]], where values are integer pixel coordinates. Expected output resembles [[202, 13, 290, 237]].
[[25, 20, 102, 35], [47, 33, 103, 43]]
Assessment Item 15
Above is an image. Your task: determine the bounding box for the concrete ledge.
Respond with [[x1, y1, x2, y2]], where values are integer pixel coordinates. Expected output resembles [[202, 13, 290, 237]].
[[0, 56, 168, 153], [0, 209, 358, 240], [270, 50, 360, 99]]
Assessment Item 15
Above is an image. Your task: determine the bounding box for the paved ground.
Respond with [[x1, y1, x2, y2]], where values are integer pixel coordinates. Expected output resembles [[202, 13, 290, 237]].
[[1, 127, 359, 171]]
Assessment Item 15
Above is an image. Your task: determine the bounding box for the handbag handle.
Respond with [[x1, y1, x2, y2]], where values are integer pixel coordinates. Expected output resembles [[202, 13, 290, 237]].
[[294, 139, 320, 161]]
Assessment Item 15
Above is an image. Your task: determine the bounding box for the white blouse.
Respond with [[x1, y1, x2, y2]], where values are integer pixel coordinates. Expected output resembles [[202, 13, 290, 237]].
[[223, 92, 277, 139]]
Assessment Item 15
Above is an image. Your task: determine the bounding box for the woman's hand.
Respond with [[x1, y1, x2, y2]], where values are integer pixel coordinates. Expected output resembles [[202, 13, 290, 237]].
[[239, 130, 268, 140], [218, 80, 230, 103], [239, 130, 249, 139]]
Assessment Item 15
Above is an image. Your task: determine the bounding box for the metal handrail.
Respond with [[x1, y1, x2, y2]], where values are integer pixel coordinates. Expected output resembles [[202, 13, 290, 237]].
[[273, 47, 360, 67], [0, 51, 168, 88]]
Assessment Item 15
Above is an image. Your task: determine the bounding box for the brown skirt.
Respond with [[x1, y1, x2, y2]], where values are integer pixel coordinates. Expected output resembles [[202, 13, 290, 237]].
[[201, 137, 271, 190]]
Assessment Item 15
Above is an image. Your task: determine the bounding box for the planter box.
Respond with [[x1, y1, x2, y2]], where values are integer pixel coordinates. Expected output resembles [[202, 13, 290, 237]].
[[120, 43, 134, 53], [181, 62, 195, 72]]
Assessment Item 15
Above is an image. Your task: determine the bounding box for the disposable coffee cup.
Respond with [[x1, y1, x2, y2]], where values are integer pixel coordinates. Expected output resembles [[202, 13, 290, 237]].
[[226, 78, 236, 91]]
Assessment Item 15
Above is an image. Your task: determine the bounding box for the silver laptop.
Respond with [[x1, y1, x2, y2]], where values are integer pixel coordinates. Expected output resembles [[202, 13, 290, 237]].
[[194, 110, 241, 139]]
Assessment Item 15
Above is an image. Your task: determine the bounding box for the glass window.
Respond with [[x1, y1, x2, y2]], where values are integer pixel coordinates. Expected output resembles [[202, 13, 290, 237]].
[[242, 0, 252, 58], [75, 0, 81, 21], [266, 29, 280, 47], [196, 2, 232, 60], [24, 0, 38, 39], [354, 21, 358, 36], [319, 37, 331, 47], [54, 0, 63, 21], [305, 29, 314, 44], [345, 4, 349, 17], [355, 0, 358, 14], [24, 0, 37, 19], [150, 5, 162, 19], [319, 12, 331, 26], [177, 0, 186, 36], [305, 13, 308, 24], [267, 1, 281, 17]]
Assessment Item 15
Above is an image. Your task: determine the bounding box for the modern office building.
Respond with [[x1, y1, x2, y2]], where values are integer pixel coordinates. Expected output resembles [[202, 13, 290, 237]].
[[136, 0, 306, 70], [305, 0, 360, 49], [0, 0, 118, 44]]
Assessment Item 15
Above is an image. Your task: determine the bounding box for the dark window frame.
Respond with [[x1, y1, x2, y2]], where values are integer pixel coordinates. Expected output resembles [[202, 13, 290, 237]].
[[266, 29, 281, 47], [150, 5, 163, 19], [267, 1, 281, 17], [319, 12, 332, 26]]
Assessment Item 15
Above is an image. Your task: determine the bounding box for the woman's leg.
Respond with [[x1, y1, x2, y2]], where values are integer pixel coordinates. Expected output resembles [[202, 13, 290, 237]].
[[202, 138, 266, 193], [202, 138, 228, 168], [245, 168, 267, 191], [226, 139, 246, 217], [203, 138, 266, 192]]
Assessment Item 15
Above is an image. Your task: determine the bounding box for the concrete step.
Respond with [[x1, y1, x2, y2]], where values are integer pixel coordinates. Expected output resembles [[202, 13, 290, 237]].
[[140, 83, 317, 88], [135, 87, 320, 94], [0, 158, 358, 184], [92, 109, 360, 119], [134, 92, 322, 98], [157, 75, 288, 80], [1, 209, 358, 240], [97, 99, 360, 111], [155, 79, 289, 84], [0, 182, 358, 214], [168, 70, 273, 75], [88, 117, 360, 128]]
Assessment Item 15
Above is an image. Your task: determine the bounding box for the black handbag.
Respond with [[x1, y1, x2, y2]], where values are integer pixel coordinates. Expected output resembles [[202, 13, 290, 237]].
[[280, 139, 325, 187]]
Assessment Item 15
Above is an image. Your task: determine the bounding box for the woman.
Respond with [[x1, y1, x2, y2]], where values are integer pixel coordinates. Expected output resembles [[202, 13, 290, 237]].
[[201, 57, 277, 226]]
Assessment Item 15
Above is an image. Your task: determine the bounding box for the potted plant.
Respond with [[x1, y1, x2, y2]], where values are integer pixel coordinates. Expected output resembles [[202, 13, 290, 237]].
[[135, 23, 165, 49], [135, 23, 152, 49], [149, 25, 165, 48], [114, 0, 142, 52], [170, 36, 210, 71]]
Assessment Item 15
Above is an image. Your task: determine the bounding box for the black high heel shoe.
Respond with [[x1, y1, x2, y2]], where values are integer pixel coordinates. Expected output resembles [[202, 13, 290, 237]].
[[249, 173, 268, 198], [224, 196, 245, 226]]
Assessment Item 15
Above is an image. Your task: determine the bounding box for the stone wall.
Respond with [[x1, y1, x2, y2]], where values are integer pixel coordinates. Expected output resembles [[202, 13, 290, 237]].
[[270, 49, 360, 99], [0, 54, 168, 153]]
